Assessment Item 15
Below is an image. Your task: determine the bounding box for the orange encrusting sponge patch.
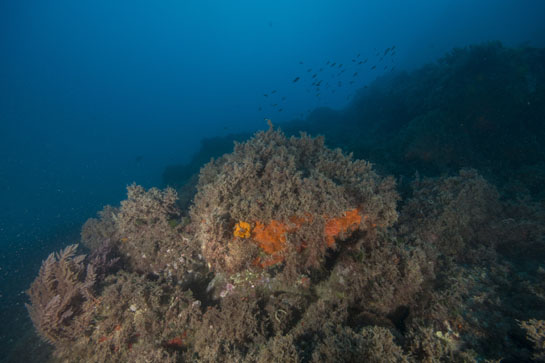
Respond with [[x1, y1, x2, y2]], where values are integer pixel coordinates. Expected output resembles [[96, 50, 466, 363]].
[[324, 208, 362, 247], [252, 220, 289, 254], [233, 209, 363, 267], [233, 221, 251, 238]]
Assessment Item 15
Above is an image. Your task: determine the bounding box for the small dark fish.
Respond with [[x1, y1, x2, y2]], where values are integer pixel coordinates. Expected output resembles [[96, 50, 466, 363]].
[[357, 53, 360, 57], [312, 74, 317, 78], [271, 90, 277, 94], [278, 108, 283, 112], [307, 68, 312, 72], [352, 59, 356, 62], [281, 96, 286, 101], [338, 64, 343, 68], [319, 68, 323, 72], [349, 81, 354, 85], [331, 62, 336, 67], [353, 72, 358, 77], [371, 65, 376, 70], [358, 61, 363, 65], [363, 58, 368, 63], [293, 77, 300, 83], [391, 45, 396, 51], [316, 93, 320, 97], [364, 85, 368, 88], [299, 61, 304, 64], [272, 103, 278, 107], [341, 69, 345, 73], [384, 47, 391, 56], [316, 80, 322, 86], [326, 60, 330, 65], [379, 57, 384, 62], [264, 94, 268, 97]]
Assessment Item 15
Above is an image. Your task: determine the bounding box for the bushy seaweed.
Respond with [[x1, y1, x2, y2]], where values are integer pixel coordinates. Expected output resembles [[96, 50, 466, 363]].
[[190, 124, 398, 275]]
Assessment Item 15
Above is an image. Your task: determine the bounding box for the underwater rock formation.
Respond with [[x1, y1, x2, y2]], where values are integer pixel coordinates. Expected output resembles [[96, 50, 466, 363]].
[[26, 144, 545, 361], [23, 43, 545, 362], [190, 124, 398, 275]]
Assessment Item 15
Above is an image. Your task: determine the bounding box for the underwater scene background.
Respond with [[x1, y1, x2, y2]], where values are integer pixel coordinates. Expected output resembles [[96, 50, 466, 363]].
[[1, 1, 545, 362]]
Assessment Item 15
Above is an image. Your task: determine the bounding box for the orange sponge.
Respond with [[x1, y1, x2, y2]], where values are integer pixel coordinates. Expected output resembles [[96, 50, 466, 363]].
[[252, 220, 289, 254], [324, 208, 362, 246], [232, 209, 363, 268], [233, 221, 251, 238]]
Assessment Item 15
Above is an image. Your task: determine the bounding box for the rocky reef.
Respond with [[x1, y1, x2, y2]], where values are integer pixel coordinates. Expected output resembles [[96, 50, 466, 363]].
[[24, 42, 545, 362], [25, 125, 545, 362], [190, 124, 398, 276]]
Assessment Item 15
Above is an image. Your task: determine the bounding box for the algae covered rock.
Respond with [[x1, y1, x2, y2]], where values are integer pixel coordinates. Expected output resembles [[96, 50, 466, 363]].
[[190, 124, 399, 275]]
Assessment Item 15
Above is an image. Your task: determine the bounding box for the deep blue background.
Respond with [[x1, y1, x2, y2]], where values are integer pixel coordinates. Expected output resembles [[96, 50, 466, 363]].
[[1, 0, 544, 272]]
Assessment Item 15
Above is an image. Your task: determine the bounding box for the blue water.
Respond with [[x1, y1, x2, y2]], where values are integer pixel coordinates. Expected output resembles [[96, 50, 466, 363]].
[[1, 1, 545, 361]]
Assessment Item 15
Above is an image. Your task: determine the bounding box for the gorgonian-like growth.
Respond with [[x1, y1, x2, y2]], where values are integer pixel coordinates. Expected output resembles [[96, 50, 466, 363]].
[[26, 244, 97, 345]]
